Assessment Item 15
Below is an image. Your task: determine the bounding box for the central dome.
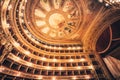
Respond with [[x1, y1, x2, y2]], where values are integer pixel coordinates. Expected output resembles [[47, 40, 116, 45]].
[[27, 0, 81, 40]]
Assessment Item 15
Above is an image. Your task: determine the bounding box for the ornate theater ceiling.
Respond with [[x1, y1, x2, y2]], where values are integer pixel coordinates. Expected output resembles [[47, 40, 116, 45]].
[[32, 0, 80, 40], [0, 0, 120, 80], [24, 0, 84, 42]]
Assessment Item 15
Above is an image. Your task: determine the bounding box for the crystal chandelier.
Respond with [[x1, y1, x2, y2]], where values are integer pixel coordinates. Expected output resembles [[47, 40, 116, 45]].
[[98, 0, 120, 8]]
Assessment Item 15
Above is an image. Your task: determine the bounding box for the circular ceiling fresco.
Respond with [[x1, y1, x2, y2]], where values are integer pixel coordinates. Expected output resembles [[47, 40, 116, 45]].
[[26, 0, 81, 40]]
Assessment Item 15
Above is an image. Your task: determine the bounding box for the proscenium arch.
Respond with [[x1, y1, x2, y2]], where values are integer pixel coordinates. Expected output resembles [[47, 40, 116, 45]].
[[82, 9, 120, 51]]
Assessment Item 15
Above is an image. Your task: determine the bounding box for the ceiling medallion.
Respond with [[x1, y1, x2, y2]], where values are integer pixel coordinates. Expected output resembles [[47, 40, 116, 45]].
[[32, 0, 80, 40], [48, 13, 65, 29]]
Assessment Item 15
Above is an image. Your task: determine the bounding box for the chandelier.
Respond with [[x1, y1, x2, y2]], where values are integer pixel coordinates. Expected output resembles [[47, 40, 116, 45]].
[[98, 0, 120, 8]]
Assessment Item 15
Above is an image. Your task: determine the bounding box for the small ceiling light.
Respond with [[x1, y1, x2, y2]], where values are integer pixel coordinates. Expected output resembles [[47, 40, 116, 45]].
[[98, 0, 120, 8], [77, 66, 81, 69], [16, 72, 21, 76], [13, 42, 20, 47], [58, 47, 62, 50], [67, 47, 72, 50], [35, 41, 39, 44], [19, 13, 23, 16], [77, 46, 82, 49], [53, 46, 57, 49], [85, 75, 91, 79], [69, 59, 74, 62], [24, 51, 30, 55], [42, 57, 46, 60], [25, 0, 27, 3], [105, 3, 109, 6], [5, 23, 10, 29], [16, 57, 20, 61], [52, 77, 56, 80], [72, 47, 76, 50], [58, 67, 63, 70], [49, 46, 52, 49], [46, 66, 51, 70], [20, 18, 24, 23], [31, 38, 35, 41], [8, 5, 12, 10], [53, 58, 57, 62], [0, 67, 5, 72], [98, 0, 103, 3], [24, 30, 28, 33], [37, 76, 43, 79], [44, 45, 48, 48], [80, 58, 85, 61], [89, 65, 94, 69], [72, 76, 77, 80], [27, 62, 33, 67]]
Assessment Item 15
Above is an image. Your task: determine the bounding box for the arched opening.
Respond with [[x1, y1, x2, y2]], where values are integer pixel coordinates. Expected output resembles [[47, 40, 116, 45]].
[[96, 27, 112, 53]]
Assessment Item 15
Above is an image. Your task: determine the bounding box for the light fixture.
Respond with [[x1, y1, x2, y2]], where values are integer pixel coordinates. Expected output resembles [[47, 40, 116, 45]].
[[0, 67, 5, 72], [69, 59, 74, 62], [53, 46, 57, 49], [53, 58, 57, 62], [34, 41, 39, 44], [24, 50, 30, 55], [85, 75, 91, 79], [44, 45, 48, 48], [77, 46, 82, 50], [72, 47, 76, 50], [72, 76, 77, 80], [37, 76, 43, 79], [5, 23, 11, 29], [16, 72, 21, 76], [77, 66, 81, 69], [58, 67, 63, 70], [58, 47, 62, 50], [98, 0, 120, 8], [8, 5, 12, 10], [89, 65, 94, 69], [67, 47, 72, 50], [52, 77, 56, 80], [16, 57, 20, 61], [49, 46, 52, 49], [25, 0, 27, 3], [46, 66, 51, 70], [80, 58, 86, 61], [27, 62, 33, 67], [13, 42, 20, 47], [41, 57, 46, 60]]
